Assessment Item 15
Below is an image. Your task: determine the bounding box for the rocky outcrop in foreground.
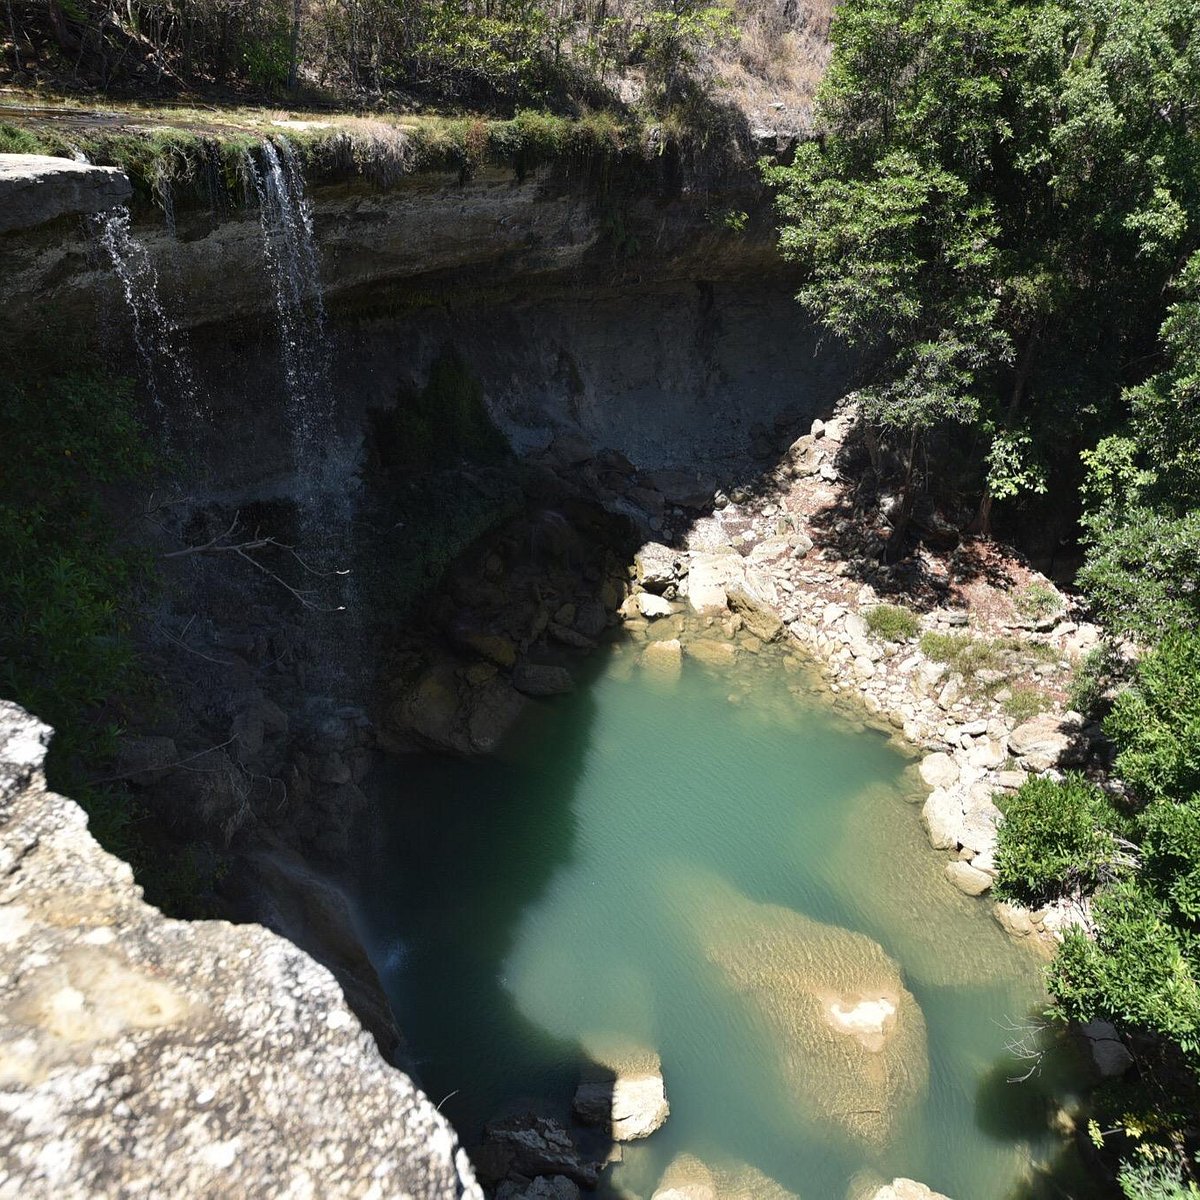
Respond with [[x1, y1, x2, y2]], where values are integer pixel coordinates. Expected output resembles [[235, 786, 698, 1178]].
[[0, 154, 131, 233], [0, 700, 480, 1200]]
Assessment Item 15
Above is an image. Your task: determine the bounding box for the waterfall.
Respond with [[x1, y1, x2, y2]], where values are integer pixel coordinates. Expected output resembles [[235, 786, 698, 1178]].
[[245, 136, 357, 654], [245, 137, 336, 493], [94, 206, 200, 416]]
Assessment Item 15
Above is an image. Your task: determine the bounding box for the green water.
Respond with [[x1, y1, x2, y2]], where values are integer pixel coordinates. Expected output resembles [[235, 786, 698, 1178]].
[[351, 637, 1088, 1200]]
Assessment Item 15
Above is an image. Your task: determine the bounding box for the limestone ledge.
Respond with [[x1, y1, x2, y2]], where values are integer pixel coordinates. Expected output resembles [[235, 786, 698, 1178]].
[[0, 699, 481, 1200]]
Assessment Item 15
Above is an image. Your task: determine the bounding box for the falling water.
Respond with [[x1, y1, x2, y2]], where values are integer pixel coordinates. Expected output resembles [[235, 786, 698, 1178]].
[[245, 136, 358, 674], [245, 137, 335, 490], [94, 206, 200, 416]]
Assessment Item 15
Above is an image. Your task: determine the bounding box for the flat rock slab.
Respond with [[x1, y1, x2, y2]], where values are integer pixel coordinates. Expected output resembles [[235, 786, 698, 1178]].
[[0, 154, 131, 233]]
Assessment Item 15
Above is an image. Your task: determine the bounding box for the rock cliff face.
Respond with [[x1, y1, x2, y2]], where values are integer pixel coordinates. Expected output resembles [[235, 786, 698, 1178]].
[[0, 700, 481, 1200], [0, 154, 852, 486]]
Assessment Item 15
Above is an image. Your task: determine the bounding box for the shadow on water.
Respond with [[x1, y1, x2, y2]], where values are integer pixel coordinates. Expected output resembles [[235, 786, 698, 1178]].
[[974, 1023, 1120, 1200], [344, 650, 612, 1148]]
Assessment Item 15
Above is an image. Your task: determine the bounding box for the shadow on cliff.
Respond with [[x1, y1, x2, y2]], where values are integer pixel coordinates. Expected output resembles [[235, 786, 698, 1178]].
[[343, 649, 617, 1161]]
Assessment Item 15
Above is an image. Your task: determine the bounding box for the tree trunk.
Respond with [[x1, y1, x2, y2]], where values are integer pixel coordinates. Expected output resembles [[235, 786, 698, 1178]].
[[287, 0, 301, 89]]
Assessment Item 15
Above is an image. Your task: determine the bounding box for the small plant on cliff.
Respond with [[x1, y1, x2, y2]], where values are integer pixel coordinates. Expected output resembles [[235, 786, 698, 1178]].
[[864, 603, 919, 641]]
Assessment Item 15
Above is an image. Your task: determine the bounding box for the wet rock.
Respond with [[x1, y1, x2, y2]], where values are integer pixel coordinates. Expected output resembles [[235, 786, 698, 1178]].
[[573, 1049, 669, 1141], [548, 623, 595, 650], [478, 1115, 600, 1189], [453, 629, 518, 669], [512, 664, 575, 697], [944, 861, 992, 896], [992, 901, 1038, 939], [727, 588, 784, 643]]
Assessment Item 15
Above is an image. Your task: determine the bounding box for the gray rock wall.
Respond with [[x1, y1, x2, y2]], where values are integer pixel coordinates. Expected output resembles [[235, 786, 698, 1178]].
[[0, 700, 481, 1200]]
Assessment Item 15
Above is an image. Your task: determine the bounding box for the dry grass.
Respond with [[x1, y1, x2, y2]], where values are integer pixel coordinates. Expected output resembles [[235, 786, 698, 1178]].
[[712, 0, 835, 131]]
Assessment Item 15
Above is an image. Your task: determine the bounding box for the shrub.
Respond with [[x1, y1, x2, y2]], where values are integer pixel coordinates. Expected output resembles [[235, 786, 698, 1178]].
[[1069, 641, 1126, 716], [864, 603, 919, 641], [1050, 880, 1200, 1058], [1001, 685, 1050, 721], [1106, 630, 1200, 807], [993, 774, 1119, 906], [1013, 580, 1061, 621]]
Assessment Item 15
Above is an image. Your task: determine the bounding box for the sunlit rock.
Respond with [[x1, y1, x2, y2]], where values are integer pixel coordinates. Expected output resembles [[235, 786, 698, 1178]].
[[573, 1042, 668, 1141]]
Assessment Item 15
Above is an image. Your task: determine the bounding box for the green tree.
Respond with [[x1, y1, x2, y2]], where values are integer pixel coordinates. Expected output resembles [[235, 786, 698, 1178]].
[[765, 0, 1200, 548]]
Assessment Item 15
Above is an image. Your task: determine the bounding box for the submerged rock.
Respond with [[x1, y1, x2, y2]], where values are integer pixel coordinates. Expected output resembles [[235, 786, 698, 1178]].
[[512, 663, 575, 696], [849, 1174, 952, 1200], [727, 587, 784, 643], [642, 639, 683, 676], [673, 873, 929, 1148], [651, 1153, 798, 1200]]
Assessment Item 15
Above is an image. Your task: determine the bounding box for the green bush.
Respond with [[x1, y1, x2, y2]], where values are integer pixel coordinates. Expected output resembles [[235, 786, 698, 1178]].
[[1050, 880, 1200, 1059], [1013, 581, 1061, 621], [1069, 641, 1126, 717], [1001, 685, 1050, 722], [864, 603, 919, 641], [993, 774, 1119, 906], [1106, 630, 1200, 808]]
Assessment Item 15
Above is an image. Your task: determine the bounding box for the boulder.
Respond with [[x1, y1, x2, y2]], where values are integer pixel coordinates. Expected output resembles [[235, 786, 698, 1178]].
[[640, 469, 716, 509], [851, 1179, 952, 1200], [467, 681, 528, 753], [0, 701, 482, 1200], [546, 432, 595, 467], [512, 664, 575, 697], [653, 1154, 797, 1200], [478, 1115, 599, 1189], [944, 861, 992, 896], [921, 789, 963, 850], [684, 561, 729, 615], [727, 588, 784, 643], [635, 543, 682, 592], [1009, 713, 1088, 770], [1080, 1020, 1134, 1078], [573, 1050, 669, 1141], [0, 154, 132, 233], [497, 1177, 582, 1200], [918, 753, 959, 790], [636, 592, 674, 619]]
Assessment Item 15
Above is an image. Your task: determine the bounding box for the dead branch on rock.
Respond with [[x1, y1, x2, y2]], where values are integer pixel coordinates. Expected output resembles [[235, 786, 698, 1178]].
[[162, 510, 349, 612]]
